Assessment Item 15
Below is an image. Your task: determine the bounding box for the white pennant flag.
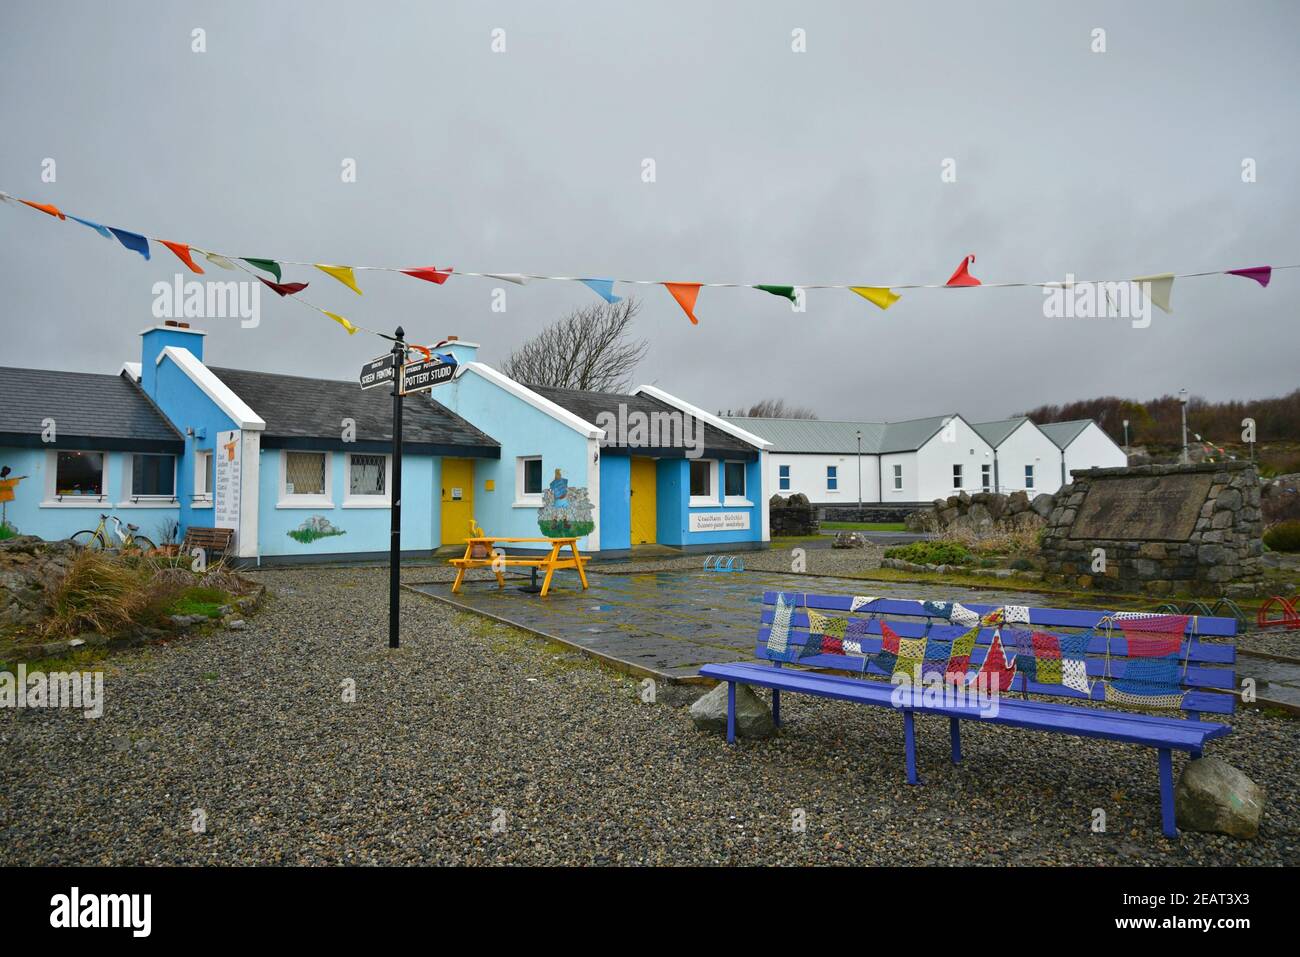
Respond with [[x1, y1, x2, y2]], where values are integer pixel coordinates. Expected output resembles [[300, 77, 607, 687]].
[[484, 273, 529, 285], [1134, 273, 1174, 313]]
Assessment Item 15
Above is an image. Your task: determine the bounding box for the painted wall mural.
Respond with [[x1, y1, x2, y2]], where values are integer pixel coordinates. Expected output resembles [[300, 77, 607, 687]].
[[537, 469, 594, 538], [0, 464, 29, 536], [288, 515, 346, 544]]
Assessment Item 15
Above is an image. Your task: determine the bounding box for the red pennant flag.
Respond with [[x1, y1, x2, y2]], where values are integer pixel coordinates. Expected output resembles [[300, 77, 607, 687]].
[[946, 254, 980, 287], [259, 278, 309, 297], [160, 240, 205, 274], [663, 282, 703, 325], [21, 199, 66, 220], [402, 266, 453, 284], [1225, 266, 1272, 288]]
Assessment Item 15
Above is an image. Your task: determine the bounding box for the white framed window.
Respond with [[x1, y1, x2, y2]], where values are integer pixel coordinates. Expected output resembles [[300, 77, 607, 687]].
[[193, 450, 214, 507], [892, 464, 903, 490], [723, 461, 749, 505], [826, 465, 838, 492], [778, 464, 790, 491], [125, 453, 177, 504], [981, 463, 991, 492], [1025, 464, 1035, 489], [515, 456, 543, 506], [952, 464, 963, 489], [689, 459, 718, 506], [345, 452, 391, 507], [43, 449, 108, 506], [278, 450, 333, 507]]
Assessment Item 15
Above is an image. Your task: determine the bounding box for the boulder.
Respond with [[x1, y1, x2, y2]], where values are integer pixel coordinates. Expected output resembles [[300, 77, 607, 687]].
[[831, 531, 867, 549], [1174, 757, 1265, 838], [689, 682, 776, 739], [1030, 493, 1056, 519], [1006, 490, 1030, 515]]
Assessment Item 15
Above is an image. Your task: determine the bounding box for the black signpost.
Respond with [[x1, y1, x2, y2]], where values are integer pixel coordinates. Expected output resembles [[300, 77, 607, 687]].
[[361, 331, 457, 651], [387, 329, 405, 649]]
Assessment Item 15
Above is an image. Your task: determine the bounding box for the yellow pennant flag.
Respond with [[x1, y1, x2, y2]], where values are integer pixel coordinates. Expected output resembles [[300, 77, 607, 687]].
[[324, 311, 357, 335], [196, 248, 237, 270], [850, 286, 900, 310], [316, 264, 363, 295]]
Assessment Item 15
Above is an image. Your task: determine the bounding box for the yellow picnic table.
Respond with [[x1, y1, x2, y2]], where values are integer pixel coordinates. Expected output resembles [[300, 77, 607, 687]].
[[449, 536, 590, 597]]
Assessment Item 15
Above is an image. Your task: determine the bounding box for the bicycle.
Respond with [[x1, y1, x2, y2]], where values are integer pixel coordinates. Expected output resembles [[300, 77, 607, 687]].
[[71, 513, 156, 553]]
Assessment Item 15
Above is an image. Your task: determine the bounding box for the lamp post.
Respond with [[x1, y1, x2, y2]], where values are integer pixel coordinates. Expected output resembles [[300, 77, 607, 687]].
[[856, 429, 862, 515], [1179, 389, 1189, 464], [1122, 418, 1130, 458]]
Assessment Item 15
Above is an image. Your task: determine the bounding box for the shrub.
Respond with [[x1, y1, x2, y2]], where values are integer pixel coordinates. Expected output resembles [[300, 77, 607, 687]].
[[1263, 520, 1300, 553], [42, 551, 153, 638], [939, 522, 1044, 557], [1009, 557, 1035, 571], [884, 542, 974, 566]]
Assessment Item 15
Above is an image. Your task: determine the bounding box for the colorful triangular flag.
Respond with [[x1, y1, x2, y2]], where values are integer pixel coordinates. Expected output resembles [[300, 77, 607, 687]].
[[160, 241, 205, 274], [109, 227, 150, 260], [946, 254, 980, 287], [754, 284, 797, 303], [195, 248, 237, 270], [315, 264, 363, 295], [243, 258, 282, 282], [20, 199, 65, 220], [1134, 272, 1174, 313], [402, 265, 453, 284], [1225, 266, 1271, 288], [69, 215, 113, 239], [850, 286, 901, 310], [324, 311, 357, 334], [663, 282, 703, 325], [579, 278, 622, 303], [259, 278, 308, 297], [484, 272, 528, 285]]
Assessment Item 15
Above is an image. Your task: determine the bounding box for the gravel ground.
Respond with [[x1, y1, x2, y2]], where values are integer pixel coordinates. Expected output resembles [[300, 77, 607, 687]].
[[2, 564, 1296, 866]]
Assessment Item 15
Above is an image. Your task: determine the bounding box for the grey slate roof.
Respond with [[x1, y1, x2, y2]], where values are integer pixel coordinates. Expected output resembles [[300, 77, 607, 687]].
[[722, 415, 955, 455], [208, 367, 499, 457], [972, 417, 1030, 448], [529, 385, 758, 456], [1038, 419, 1092, 449], [0, 367, 183, 452]]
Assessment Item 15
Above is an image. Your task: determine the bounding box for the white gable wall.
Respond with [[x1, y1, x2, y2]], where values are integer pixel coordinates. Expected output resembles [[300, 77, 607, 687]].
[[995, 420, 1063, 495], [768, 452, 881, 504], [915, 417, 995, 501], [1063, 422, 1128, 483]]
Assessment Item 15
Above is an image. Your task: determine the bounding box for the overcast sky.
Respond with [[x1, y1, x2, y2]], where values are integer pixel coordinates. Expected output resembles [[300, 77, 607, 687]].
[[2, 0, 1296, 424]]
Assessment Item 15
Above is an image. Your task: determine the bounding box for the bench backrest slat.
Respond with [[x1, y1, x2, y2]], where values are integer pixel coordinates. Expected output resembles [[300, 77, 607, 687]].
[[755, 591, 1236, 717]]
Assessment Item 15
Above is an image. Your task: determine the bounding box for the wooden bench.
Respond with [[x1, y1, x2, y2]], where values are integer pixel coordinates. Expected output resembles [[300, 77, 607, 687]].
[[449, 536, 590, 597], [180, 526, 235, 561], [699, 592, 1237, 838]]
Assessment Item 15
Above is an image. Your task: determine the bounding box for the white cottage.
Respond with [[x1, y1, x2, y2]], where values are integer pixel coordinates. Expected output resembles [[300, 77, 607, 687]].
[[972, 417, 1064, 495]]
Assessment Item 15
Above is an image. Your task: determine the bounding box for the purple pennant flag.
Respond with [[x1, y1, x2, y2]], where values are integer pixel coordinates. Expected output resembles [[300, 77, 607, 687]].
[[1226, 266, 1271, 287]]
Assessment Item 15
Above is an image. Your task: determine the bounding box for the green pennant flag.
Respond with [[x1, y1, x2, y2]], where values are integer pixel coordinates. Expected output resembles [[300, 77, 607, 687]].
[[755, 284, 798, 302], [243, 258, 282, 282]]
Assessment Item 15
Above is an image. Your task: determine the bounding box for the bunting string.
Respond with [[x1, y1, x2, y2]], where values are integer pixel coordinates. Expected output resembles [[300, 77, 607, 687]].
[[2, 188, 1295, 338]]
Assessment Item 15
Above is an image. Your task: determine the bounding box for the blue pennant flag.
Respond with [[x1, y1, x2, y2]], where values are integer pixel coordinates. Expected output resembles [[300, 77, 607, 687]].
[[70, 215, 113, 239], [579, 278, 622, 303], [108, 227, 151, 260]]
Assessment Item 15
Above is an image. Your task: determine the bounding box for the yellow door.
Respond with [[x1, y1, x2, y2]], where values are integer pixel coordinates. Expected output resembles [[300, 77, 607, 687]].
[[440, 458, 475, 546], [629, 457, 657, 545]]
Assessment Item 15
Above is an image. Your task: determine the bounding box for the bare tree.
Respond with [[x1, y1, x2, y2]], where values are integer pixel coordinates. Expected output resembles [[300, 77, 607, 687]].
[[734, 398, 818, 419], [501, 298, 647, 392]]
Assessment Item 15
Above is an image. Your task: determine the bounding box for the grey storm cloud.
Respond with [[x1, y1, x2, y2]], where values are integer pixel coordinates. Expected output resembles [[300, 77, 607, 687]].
[[1, 0, 1297, 421]]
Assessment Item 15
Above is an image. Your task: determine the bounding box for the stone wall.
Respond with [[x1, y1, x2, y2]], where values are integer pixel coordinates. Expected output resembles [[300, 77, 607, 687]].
[[1, 536, 77, 631], [769, 493, 819, 536], [1040, 462, 1264, 597], [904, 489, 1055, 534], [819, 504, 918, 524]]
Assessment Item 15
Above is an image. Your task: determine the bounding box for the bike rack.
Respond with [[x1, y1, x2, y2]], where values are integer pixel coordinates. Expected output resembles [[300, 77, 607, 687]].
[[1257, 595, 1300, 631], [1155, 598, 1249, 630], [703, 555, 745, 573]]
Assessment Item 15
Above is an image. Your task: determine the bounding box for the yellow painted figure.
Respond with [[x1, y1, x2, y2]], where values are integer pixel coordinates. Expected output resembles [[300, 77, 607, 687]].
[[0, 465, 29, 531]]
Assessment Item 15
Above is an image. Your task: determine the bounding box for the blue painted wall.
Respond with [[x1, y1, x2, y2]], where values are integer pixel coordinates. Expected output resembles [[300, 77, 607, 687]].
[[0, 445, 180, 543], [655, 457, 762, 547], [144, 342, 238, 535], [438, 369, 593, 552], [255, 449, 437, 558], [599, 453, 631, 551]]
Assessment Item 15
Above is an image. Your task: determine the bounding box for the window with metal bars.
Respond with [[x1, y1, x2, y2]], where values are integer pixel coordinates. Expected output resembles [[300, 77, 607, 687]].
[[349, 454, 386, 496], [285, 451, 326, 496]]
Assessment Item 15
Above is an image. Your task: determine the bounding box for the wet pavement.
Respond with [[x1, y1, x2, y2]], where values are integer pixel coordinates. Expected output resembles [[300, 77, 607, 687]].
[[409, 568, 1064, 681]]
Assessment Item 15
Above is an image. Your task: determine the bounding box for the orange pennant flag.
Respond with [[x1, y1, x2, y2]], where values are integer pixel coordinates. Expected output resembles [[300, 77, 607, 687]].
[[946, 254, 981, 287], [663, 282, 703, 325], [160, 241, 205, 274], [20, 199, 66, 220]]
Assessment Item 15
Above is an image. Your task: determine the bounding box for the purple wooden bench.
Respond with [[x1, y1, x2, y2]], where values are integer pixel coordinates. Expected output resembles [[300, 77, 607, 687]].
[[699, 592, 1237, 838]]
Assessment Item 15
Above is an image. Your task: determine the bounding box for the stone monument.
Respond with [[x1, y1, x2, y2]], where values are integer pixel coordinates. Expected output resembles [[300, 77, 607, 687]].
[[1039, 462, 1264, 596]]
